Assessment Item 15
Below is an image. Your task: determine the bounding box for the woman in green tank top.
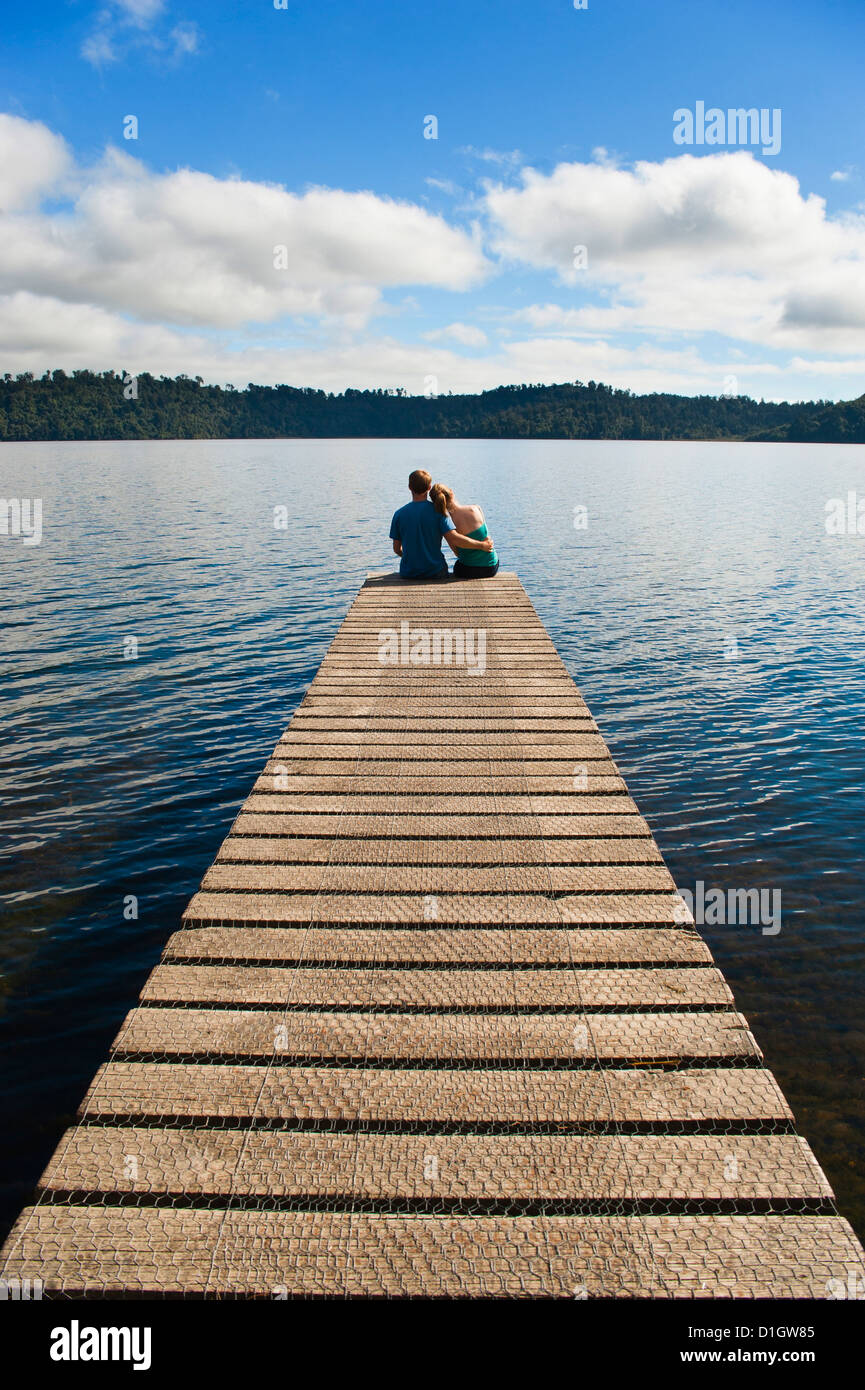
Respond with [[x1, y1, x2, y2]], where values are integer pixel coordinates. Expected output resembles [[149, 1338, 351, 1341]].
[[429, 484, 499, 578]]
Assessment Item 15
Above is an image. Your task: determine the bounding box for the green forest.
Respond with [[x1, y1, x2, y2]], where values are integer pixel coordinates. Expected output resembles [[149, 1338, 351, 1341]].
[[2, 369, 864, 443]]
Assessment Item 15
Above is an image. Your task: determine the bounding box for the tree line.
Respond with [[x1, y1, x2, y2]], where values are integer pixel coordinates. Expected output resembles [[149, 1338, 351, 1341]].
[[1, 369, 863, 442]]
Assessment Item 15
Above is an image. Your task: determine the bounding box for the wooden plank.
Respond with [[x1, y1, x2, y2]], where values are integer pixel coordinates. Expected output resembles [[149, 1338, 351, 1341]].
[[39, 1129, 830, 1202], [139, 965, 731, 1010], [198, 864, 674, 894], [253, 774, 627, 795], [229, 813, 654, 838], [162, 927, 712, 965], [271, 745, 610, 760], [4, 1207, 862, 1297], [285, 719, 596, 732], [265, 757, 618, 775], [277, 731, 601, 744], [307, 681, 580, 691], [77, 1063, 794, 1124], [109, 1007, 762, 1061], [238, 795, 637, 814], [216, 837, 663, 864], [327, 638, 558, 645], [294, 705, 590, 718], [181, 892, 681, 925], [300, 691, 588, 700]]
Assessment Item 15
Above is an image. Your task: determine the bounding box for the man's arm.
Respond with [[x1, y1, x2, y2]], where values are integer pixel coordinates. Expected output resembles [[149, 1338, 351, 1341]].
[[392, 538, 402, 555], [445, 531, 494, 553]]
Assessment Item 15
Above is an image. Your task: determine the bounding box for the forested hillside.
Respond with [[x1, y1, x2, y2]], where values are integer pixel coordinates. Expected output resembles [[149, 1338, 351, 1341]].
[[1, 369, 860, 442]]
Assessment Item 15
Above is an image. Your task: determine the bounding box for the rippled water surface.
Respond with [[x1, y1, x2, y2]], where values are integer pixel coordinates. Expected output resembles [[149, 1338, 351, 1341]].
[[2, 438, 864, 1240]]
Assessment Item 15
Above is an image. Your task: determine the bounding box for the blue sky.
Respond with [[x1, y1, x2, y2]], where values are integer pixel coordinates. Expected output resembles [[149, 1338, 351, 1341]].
[[1, 0, 864, 400]]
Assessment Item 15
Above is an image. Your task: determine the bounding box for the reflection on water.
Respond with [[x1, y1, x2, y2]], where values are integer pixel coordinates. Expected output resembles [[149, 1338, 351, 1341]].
[[2, 438, 864, 1239]]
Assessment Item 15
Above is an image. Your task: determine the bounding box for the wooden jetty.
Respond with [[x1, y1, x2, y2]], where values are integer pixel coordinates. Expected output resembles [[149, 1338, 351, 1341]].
[[3, 572, 864, 1297]]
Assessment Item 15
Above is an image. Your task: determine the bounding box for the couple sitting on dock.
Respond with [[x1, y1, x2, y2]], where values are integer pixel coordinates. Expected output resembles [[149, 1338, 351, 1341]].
[[389, 469, 498, 581]]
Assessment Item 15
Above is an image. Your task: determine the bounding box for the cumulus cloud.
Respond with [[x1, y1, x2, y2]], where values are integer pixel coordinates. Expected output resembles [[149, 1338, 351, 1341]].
[[0, 114, 72, 211], [0, 117, 489, 333], [3, 114, 865, 401], [782, 284, 865, 331], [484, 151, 865, 351]]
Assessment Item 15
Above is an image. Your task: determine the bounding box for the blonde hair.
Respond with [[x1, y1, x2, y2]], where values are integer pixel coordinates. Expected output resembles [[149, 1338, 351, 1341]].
[[429, 483, 454, 516]]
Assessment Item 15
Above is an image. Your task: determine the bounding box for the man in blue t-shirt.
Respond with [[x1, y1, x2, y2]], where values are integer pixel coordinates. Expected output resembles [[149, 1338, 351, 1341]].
[[389, 470, 494, 579]]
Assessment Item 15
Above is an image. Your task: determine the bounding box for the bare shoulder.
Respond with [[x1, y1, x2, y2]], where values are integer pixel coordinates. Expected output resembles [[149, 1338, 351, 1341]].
[[455, 503, 484, 527]]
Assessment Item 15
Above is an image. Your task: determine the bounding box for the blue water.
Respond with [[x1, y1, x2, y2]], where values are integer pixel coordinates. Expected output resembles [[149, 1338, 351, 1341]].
[[2, 438, 864, 1239]]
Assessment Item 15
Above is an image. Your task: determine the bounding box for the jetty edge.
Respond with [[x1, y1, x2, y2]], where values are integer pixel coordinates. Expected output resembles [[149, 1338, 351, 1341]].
[[2, 571, 863, 1298]]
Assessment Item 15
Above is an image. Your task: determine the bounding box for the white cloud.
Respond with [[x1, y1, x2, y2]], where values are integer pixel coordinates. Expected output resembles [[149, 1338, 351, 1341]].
[[81, 31, 117, 66], [169, 22, 199, 57], [830, 169, 852, 182], [424, 322, 488, 347], [115, 0, 167, 25], [0, 114, 72, 211], [790, 355, 865, 376], [82, 0, 197, 67], [590, 146, 623, 168], [459, 146, 523, 169], [3, 116, 865, 403], [3, 287, 861, 403], [0, 120, 489, 335], [425, 177, 461, 197], [484, 151, 865, 351], [0, 291, 804, 400]]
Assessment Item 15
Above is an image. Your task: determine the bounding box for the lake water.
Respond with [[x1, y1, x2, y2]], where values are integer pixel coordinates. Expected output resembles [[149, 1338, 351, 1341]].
[[2, 438, 865, 1242]]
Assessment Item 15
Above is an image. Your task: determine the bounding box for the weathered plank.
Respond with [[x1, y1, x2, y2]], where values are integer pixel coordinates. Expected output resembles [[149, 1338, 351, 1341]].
[[3, 1208, 861, 1297], [215, 836, 663, 864], [163, 927, 709, 964], [237, 794, 638, 814], [108, 1007, 762, 1061], [139, 964, 730, 1010], [253, 774, 628, 794], [199, 863, 674, 893], [181, 892, 682, 925], [76, 1063, 794, 1124], [229, 812, 654, 838], [39, 1129, 830, 1202]]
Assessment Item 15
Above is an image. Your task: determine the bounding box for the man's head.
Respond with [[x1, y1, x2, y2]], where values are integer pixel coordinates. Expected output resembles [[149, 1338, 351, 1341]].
[[408, 469, 432, 499]]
